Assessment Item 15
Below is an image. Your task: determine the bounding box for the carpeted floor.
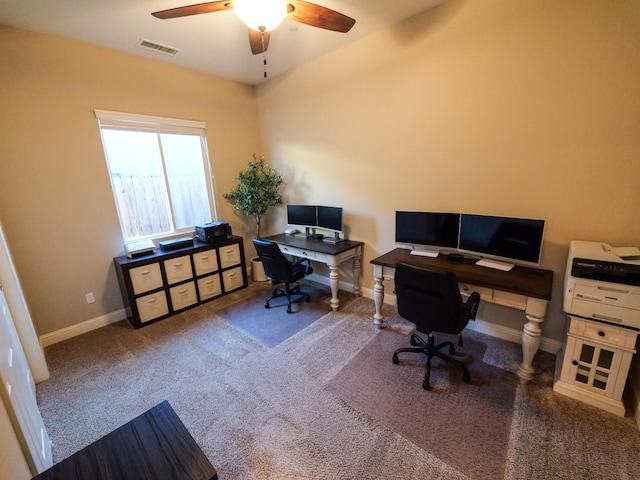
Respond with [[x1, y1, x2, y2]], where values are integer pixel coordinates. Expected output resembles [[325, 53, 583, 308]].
[[36, 280, 640, 479]]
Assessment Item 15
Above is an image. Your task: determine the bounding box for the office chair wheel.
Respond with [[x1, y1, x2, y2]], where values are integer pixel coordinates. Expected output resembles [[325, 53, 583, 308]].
[[422, 380, 431, 390], [392, 354, 399, 365], [265, 303, 270, 309]]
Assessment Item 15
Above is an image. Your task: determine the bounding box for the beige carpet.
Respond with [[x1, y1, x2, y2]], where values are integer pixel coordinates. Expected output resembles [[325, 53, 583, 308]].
[[37, 281, 640, 479]]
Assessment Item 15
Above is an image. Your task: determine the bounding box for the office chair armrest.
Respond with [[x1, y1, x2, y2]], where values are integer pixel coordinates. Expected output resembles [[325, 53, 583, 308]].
[[292, 257, 313, 274], [465, 292, 481, 320]]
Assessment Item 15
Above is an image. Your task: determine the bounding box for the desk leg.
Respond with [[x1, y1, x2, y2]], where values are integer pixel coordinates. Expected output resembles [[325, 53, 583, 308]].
[[373, 264, 384, 328], [329, 265, 340, 311], [353, 246, 362, 297], [517, 298, 548, 384]]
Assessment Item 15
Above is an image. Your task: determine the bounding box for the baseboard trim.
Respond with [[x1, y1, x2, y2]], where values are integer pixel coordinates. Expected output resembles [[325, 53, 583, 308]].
[[39, 280, 563, 357], [39, 309, 127, 347]]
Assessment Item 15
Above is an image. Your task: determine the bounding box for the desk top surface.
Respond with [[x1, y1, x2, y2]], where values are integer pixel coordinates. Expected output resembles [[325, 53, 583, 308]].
[[32, 401, 217, 480], [371, 248, 553, 301], [264, 233, 364, 255]]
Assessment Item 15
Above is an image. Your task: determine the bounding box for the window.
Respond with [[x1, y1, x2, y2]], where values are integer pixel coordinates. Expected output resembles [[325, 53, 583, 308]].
[[95, 110, 216, 244]]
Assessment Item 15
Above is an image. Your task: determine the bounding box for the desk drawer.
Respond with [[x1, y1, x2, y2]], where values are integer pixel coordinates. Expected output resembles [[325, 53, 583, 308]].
[[279, 245, 316, 260], [460, 283, 493, 301]]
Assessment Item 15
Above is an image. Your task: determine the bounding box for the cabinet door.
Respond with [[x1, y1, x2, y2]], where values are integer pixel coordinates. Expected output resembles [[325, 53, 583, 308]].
[[164, 255, 193, 285], [136, 291, 169, 323], [130, 263, 163, 295], [193, 250, 218, 276]]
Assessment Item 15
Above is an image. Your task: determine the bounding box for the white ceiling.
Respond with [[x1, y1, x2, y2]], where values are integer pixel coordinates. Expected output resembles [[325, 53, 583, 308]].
[[0, 0, 445, 85]]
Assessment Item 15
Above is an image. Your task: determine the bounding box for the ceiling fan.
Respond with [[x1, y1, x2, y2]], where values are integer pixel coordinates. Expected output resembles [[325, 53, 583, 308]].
[[152, 0, 356, 55]]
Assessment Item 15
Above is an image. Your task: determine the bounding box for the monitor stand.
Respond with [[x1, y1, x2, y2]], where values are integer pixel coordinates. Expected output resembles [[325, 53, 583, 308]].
[[475, 258, 515, 271], [323, 232, 344, 244]]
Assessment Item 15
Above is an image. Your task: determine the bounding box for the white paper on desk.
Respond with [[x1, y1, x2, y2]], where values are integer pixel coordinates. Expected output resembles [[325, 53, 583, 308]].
[[611, 246, 640, 259]]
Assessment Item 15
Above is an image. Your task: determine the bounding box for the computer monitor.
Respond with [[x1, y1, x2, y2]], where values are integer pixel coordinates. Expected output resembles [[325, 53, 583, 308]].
[[395, 211, 460, 256], [458, 214, 545, 269], [317, 206, 343, 233], [286, 205, 317, 228]]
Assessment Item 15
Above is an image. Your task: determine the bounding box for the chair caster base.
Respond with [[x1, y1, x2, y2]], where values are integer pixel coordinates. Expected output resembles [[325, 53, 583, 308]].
[[392, 355, 399, 365], [422, 381, 431, 390]]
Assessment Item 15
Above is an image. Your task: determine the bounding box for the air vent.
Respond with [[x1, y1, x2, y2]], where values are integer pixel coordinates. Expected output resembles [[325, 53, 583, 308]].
[[136, 39, 181, 56]]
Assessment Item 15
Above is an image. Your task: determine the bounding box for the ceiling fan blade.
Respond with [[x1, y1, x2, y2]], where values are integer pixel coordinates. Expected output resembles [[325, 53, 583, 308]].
[[287, 0, 355, 33], [151, 1, 233, 20], [249, 29, 270, 55]]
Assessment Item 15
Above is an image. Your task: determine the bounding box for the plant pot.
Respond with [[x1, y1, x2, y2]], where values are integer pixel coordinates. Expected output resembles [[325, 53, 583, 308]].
[[251, 257, 268, 282]]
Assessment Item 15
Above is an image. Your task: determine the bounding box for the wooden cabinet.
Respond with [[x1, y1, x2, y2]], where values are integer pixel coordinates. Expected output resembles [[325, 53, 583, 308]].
[[553, 315, 638, 416], [114, 236, 247, 328]]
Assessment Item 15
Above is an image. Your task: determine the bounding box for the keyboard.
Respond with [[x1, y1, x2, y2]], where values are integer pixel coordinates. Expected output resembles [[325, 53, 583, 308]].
[[410, 249, 439, 258], [475, 258, 515, 271]]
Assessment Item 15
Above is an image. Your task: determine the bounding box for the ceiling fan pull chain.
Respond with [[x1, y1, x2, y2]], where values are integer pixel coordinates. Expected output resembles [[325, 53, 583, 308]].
[[261, 32, 268, 78]]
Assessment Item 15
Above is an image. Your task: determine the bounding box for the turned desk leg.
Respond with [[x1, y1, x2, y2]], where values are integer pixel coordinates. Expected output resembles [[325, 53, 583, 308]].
[[372, 265, 384, 328], [517, 298, 548, 384], [353, 247, 362, 297], [329, 265, 340, 311]]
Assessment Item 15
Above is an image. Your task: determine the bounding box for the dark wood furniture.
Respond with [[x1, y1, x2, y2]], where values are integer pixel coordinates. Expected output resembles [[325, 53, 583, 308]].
[[371, 248, 553, 384], [32, 401, 217, 480], [114, 236, 247, 328]]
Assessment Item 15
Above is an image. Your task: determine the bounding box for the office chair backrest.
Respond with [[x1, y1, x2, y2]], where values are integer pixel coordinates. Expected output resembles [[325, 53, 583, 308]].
[[253, 239, 292, 283], [394, 262, 469, 335]]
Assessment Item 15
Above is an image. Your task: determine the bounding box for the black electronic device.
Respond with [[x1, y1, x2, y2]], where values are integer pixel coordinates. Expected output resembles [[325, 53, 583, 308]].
[[195, 221, 232, 244], [458, 214, 545, 267], [395, 211, 460, 252], [317, 206, 343, 233], [286, 205, 317, 228], [159, 236, 194, 251]]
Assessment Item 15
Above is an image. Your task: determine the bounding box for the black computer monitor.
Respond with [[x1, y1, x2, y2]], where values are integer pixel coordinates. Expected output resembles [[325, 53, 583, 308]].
[[458, 214, 545, 266], [317, 206, 343, 233], [286, 205, 317, 227], [395, 211, 460, 250]]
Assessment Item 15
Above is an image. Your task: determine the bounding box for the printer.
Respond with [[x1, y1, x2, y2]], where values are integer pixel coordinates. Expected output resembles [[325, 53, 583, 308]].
[[564, 240, 640, 330]]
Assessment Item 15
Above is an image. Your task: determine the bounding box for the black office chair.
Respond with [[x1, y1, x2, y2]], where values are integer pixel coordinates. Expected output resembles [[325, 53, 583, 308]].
[[392, 262, 481, 390], [252, 238, 314, 314]]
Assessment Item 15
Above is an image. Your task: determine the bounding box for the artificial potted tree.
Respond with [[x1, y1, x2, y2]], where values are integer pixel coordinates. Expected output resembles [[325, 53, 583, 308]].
[[224, 155, 284, 281]]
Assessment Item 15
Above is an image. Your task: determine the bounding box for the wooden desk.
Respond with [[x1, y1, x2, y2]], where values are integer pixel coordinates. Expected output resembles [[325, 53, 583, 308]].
[[371, 248, 553, 384], [32, 401, 217, 480], [263, 234, 364, 311]]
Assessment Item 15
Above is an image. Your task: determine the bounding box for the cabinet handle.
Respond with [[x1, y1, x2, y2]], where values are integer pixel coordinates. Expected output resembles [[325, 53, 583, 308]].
[[228, 272, 236, 277], [174, 263, 183, 267], [140, 270, 151, 275], [572, 360, 578, 366], [205, 279, 214, 285], [201, 255, 209, 260], [147, 298, 157, 304], [178, 288, 188, 294], [598, 331, 605, 337]]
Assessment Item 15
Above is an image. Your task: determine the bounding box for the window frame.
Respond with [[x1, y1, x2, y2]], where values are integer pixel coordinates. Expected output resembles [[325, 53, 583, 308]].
[[94, 109, 218, 245]]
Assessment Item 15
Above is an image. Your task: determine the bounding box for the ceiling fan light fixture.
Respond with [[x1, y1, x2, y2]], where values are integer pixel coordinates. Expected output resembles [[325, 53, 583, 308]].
[[234, 0, 287, 32]]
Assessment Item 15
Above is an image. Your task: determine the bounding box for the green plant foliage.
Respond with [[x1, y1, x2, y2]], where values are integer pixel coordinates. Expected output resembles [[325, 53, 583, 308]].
[[224, 155, 284, 237]]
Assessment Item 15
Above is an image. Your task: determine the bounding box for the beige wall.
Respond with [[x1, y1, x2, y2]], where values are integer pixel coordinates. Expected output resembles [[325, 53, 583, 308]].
[[0, 26, 262, 335], [255, 0, 640, 341]]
